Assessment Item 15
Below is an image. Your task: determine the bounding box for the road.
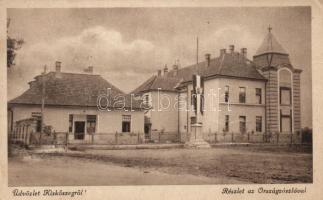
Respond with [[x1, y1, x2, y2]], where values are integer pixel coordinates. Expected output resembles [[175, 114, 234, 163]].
[[8, 155, 245, 186]]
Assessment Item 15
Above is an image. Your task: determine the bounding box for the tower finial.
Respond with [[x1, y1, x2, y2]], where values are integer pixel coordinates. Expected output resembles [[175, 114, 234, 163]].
[[268, 25, 272, 33]]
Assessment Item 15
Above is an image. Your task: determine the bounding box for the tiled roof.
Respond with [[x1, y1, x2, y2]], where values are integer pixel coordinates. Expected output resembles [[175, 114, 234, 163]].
[[132, 75, 182, 93], [132, 51, 266, 93], [9, 72, 142, 109], [255, 32, 287, 56]]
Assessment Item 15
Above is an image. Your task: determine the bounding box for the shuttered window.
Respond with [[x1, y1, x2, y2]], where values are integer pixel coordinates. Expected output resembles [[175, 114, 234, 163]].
[[256, 116, 262, 132], [86, 115, 96, 134], [239, 87, 246, 103], [122, 115, 131, 132], [224, 86, 229, 103], [68, 114, 73, 132]]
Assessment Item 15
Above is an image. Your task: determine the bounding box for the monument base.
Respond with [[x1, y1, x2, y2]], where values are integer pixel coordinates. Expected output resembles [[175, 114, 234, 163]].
[[185, 123, 211, 148]]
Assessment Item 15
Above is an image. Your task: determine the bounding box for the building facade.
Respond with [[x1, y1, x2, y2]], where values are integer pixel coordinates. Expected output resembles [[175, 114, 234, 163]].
[[8, 62, 144, 144], [133, 28, 302, 143]]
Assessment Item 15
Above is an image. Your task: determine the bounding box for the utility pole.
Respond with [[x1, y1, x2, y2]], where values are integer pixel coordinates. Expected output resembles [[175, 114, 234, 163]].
[[39, 65, 47, 145], [196, 37, 199, 74]]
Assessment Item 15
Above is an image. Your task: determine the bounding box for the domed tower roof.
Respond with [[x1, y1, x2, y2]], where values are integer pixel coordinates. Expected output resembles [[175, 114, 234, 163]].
[[255, 26, 288, 56]]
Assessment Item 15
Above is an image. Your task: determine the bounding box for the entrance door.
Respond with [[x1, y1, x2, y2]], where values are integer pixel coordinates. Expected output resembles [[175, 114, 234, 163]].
[[144, 124, 151, 140], [74, 121, 85, 140]]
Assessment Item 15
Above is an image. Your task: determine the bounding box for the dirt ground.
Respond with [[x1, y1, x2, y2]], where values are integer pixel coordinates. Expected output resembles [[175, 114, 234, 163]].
[[65, 147, 313, 184], [8, 146, 312, 186], [8, 155, 244, 186]]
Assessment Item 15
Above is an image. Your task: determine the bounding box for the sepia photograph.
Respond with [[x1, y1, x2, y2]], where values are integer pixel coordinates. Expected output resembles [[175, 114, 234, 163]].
[[6, 6, 313, 189]]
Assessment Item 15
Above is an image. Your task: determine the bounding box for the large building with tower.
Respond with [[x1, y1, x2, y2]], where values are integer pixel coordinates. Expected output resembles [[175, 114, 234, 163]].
[[133, 28, 302, 143]]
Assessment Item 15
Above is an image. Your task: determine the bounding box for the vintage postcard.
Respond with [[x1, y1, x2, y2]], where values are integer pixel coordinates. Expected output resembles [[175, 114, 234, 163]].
[[1, 0, 323, 200]]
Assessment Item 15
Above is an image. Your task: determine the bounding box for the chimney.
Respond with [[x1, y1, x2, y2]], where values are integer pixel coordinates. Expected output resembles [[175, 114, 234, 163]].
[[157, 69, 162, 76], [205, 53, 211, 67], [88, 66, 93, 73], [55, 61, 61, 72], [163, 64, 168, 75], [220, 49, 226, 57], [173, 64, 178, 71], [229, 45, 235, 54], [84, 66, 93, 74], [28, 81, 36, 89], [241, 48, 247, 58]]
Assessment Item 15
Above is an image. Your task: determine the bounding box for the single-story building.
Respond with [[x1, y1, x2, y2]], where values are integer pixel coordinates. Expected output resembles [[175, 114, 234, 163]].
[[8, 62, 144, 144]]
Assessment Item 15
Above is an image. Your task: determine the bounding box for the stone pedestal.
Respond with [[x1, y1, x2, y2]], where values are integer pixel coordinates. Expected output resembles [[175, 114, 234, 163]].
[[185, 123, 211, 148]]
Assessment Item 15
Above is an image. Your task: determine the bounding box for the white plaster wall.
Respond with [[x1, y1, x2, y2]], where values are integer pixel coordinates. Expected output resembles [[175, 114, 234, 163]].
[[178, 91, 189, 133], [185, 77, 266, 134], [149, 91, 179, 132], [202, 78, 220, 133], [11, 105, 144, 134], [218, 104, 265, 133], [217, 78, 266, 105]]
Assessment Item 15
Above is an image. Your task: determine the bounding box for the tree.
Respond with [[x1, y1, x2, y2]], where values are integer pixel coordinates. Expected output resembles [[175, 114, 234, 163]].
[[7, 18, 24, 68]]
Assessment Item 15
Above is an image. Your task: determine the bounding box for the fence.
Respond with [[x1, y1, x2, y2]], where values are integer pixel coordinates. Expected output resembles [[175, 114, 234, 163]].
[[9, 118, 37, 145], [201, 131, 302, 144], [9, 118, 305, 146], [9, 118, 69, 146], [67, 132, 144, 145]]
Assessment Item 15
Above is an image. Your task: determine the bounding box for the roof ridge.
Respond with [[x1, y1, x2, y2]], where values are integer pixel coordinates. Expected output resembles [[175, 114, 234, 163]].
[[216, 53, 226, 75], [131, 75, 157, 94], [146, 75, 158, 89]]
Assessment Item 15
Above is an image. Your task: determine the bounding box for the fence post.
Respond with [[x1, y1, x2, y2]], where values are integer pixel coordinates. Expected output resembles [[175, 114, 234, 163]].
[[115, 131, 118, 145], [290, 133, 293, 145], [231, 132, 234, 143], [214, 132, 217, 143], [159, 132, 161, 143], [53, 131, 57, 146], [65, 132, 69, 151]]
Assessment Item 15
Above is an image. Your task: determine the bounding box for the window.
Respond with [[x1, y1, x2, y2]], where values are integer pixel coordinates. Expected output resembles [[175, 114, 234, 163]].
[[256, 88, 262, 104], [190, 116, 196, 124], [239, 116, 246, 133], [224, 86, 229, 102], [69, 114, 73, 132], [122, 115, 131, 132], [144, 94, 149, 105], [256, 116, 262, 132], [280, 87, 291, 105], [239, 87, 246, 103], [86, 115, 96, 134], [224, 115, 229, 132], [280, 110, 292, 132]]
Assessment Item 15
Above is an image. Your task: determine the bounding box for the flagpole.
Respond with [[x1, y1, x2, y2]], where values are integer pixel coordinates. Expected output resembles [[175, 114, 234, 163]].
[[196, 36, 199, 74], [39, 65, 46, 145]]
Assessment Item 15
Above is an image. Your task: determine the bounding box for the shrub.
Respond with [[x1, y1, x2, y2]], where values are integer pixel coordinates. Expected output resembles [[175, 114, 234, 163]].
[[301, 127, 312, 144]]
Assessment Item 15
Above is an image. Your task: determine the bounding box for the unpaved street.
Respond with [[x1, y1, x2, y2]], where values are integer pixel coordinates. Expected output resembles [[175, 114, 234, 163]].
[[8, 146, 312, 186], [9, 155, 245, 186]]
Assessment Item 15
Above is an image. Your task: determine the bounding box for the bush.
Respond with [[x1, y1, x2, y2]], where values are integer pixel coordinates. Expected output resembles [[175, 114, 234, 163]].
[[301, 127, 312, 144]]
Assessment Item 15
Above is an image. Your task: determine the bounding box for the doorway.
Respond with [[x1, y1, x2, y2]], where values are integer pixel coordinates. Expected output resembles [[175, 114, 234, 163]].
[[144, 124, 151, 140], [74, 121, 85, 140]]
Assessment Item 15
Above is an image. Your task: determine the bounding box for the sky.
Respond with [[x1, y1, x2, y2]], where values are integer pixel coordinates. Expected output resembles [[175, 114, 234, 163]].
[[7, 7, 312, 127]]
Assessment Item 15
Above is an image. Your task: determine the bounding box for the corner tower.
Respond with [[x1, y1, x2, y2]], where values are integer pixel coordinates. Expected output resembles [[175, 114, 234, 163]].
[[253, 26, 302, 134]]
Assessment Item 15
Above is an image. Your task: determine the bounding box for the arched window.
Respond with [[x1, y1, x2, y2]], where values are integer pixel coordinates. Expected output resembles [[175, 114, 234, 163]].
[[278, 68, 293, 133], [279, 69, 292, 86], [279, 69, 292, 105]]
